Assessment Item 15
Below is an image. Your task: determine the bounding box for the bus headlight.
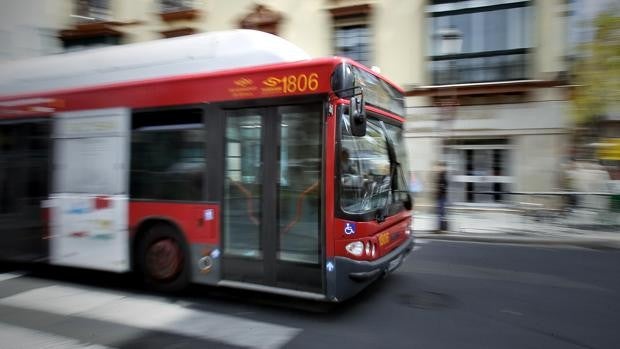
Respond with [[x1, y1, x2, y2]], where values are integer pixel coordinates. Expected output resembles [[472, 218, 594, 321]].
[[345, 241, 364, 256], [365, 242, 371, 256]]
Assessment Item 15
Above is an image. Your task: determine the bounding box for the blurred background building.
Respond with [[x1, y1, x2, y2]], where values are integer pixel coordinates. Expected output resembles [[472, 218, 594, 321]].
[[0, 0, 617, 209]]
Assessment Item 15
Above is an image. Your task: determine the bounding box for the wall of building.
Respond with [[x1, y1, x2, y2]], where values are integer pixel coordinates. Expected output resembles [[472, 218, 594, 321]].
[[0, 0, 575, 208], [533, 0, 567, 80], [0, 0, 69, 61], [0, 0, 572, 83], [403, 0, 573, 208], [373, 0, 427, 87], [514, 133, 568, 190], [407, 98, 571, 207], [0, 0, 425, 88]]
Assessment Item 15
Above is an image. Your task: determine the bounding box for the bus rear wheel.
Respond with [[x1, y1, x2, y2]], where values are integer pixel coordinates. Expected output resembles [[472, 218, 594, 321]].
[[137, 224, 189, 292]]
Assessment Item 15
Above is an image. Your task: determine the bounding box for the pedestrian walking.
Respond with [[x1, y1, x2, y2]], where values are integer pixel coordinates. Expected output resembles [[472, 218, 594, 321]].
[[435, 162, 448, 232]]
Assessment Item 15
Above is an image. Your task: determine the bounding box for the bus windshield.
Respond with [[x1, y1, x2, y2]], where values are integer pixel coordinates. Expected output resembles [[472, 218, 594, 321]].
[[339, 110, 409, 217]]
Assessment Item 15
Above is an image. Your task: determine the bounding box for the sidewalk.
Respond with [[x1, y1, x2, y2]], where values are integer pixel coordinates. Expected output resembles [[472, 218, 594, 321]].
[[412, 208, 620, 249]]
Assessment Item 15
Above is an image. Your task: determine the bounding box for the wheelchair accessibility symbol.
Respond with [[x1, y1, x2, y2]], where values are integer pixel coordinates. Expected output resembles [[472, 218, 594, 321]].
[[344, 222, 356, 235]]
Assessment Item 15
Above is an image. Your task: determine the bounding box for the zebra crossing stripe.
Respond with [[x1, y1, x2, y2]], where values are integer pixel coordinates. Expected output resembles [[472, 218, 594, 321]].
[[0, 285, 300, 349], [0, 322, 114, 349], [0, 272, 24, 283]]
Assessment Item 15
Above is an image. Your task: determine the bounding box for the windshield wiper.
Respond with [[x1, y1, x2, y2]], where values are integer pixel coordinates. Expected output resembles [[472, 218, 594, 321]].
[[376, 121, 396, 223], [376, 121, 412, 223]]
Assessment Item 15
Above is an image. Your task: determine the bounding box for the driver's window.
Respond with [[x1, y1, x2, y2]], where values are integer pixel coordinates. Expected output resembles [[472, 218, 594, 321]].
[[339, 113, 391, 214]]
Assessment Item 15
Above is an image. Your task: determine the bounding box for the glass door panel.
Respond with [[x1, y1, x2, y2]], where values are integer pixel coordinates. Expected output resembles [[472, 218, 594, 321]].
[[277, 106, 321, 264], [224, 113, 263, 258]]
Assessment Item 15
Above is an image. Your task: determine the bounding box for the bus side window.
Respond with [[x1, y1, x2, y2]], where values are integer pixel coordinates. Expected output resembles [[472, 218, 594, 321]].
[[0, 121, 49, 214], [130, 108, 206, 201], [0, 125, 18, 214]]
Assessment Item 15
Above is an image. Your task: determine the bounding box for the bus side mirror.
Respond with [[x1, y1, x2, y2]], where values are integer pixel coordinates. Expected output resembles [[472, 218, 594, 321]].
[[350, 95, 366, 137]]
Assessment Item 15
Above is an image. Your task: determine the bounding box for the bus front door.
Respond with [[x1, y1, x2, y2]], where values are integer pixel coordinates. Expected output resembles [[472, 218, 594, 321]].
[[222, 104, 323, 294]]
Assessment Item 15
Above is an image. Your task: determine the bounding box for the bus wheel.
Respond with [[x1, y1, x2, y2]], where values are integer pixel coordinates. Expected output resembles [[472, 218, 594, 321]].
[[137, 224, 189, 292]]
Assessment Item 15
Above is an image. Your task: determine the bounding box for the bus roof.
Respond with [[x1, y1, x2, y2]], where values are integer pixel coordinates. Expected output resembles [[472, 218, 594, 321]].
[[0, 30, 311, 97]]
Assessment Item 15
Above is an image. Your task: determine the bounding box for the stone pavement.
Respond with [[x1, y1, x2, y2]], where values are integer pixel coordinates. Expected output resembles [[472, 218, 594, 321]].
[[412, 207, 620, 249]]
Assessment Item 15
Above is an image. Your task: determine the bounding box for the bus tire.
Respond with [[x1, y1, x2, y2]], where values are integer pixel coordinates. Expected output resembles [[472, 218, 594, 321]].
[[136, 223, 189, 293]]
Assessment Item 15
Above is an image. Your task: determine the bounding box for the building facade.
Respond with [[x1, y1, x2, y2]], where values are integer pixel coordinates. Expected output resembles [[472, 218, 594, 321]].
[[0, 0, 577, 207], [405, 0, 571, 207]]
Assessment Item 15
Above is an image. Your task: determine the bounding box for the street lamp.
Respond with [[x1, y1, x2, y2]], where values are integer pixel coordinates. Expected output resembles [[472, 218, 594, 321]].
[[434, 27, 462, 232]]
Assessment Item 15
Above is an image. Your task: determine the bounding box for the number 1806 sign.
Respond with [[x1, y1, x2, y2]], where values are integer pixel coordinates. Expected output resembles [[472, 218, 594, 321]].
[[262, 73, 319, 94], [228, 73, 321, 98]]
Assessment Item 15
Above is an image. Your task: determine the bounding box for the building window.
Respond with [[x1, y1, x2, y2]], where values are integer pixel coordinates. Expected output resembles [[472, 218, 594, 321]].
[[447, 139, 512, 204], [239, 4, 283, 36], [335, 25, 370, 66], [159, 0, 200, 22], [75, 0, 110, 21], [160, 27, 196, 39], [62, 0, 128, 51], [63, 35, 121, 52], [160, 0, 194, 13], [329, 4, 373, 66], [428, 0, 531, 84]]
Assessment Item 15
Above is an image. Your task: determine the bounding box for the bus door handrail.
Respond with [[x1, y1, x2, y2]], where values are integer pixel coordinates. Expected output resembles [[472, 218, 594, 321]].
[[228, 179, 259, 225], [281, 181, 320, 235]]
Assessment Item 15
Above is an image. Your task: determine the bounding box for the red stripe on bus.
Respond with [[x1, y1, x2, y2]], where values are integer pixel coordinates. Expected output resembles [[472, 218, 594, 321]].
[[129, 201, 220, 245]]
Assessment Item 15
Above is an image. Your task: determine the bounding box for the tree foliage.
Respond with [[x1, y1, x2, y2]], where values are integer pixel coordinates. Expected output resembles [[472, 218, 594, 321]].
[[571, 10, 620, 125]]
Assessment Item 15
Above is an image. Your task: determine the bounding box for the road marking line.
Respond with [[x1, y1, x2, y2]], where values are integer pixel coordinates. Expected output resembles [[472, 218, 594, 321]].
[[0, 285, 300, 349], [501, 309, 524, 316], [0, 322, 114, 349], [0, 272, 24, 283]]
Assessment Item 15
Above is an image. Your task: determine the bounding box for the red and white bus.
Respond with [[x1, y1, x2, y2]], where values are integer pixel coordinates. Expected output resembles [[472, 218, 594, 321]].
[[0, 30, 413, 302]]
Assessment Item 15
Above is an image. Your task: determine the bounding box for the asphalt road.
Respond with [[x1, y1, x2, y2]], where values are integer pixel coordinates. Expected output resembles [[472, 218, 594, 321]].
[[1, 239, 619, 349]]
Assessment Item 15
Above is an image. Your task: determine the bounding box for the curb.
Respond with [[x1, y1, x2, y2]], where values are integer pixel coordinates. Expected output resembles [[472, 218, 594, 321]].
[[414, 232, 620, 250]]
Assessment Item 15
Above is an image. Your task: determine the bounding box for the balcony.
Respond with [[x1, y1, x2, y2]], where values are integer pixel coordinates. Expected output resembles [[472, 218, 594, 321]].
[[431, 48, 530, 85]]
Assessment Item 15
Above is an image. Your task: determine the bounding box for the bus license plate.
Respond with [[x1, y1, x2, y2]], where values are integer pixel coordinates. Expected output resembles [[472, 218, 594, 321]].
[[378, 232, 390, 246]]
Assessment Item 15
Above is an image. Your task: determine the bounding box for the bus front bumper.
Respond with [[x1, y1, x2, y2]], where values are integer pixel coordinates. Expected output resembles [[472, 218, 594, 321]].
[[330, 237, 414, 301]]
